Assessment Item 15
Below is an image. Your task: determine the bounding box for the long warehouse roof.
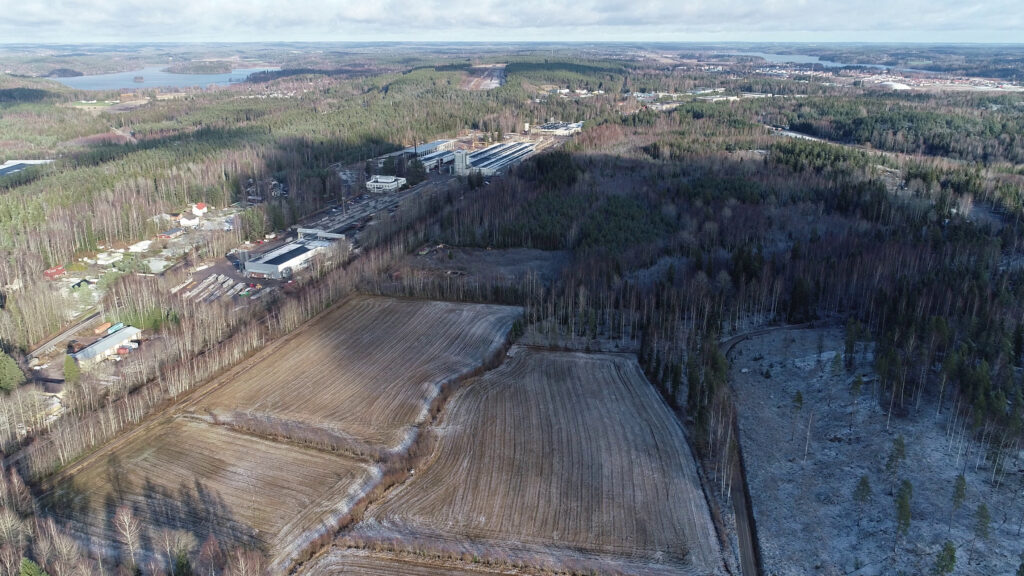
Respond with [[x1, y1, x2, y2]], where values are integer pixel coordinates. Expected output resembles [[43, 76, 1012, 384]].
[[73, 326, 142, 361], [262, 245, 311, 266], [471, 143, 535, 171]]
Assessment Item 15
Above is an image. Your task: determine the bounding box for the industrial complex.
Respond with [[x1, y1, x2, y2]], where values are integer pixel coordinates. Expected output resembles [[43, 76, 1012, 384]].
[[454, 142, 536, 176]]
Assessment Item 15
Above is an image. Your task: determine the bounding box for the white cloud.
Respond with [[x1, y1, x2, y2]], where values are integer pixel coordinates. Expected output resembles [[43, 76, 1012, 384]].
[[1, 0, 1021, 42]]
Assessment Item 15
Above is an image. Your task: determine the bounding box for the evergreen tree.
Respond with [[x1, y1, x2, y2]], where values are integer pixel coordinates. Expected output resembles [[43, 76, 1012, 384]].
[[886, 435, 907, 491], [406, 159, 427, 186], [19, 559, 49, 576], [932, 540, 956, 575], [854, 475, 871, 529], [0, 352, 24, 392], [896, 479, 913, 536], [949, 474, 966, 532], [63, 354, 80, 384], [975, 503, 991, 541]]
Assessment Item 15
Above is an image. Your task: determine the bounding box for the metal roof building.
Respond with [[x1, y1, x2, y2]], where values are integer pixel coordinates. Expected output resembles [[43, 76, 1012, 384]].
[[455, 142, 536, 176], [244, 239, 332, 279], [72, 326, 142, 365], [419, 149, 455, 171], [0, 160, 53, 177], [408, 139, 455, 155], [537, 121, 584, 136]]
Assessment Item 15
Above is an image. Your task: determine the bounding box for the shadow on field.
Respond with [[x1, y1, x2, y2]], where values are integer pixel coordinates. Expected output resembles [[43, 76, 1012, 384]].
[[42, 472, 261, 560]]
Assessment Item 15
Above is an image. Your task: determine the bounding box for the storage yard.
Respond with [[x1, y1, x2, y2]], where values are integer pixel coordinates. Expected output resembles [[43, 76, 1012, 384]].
[[323, 347, 724, 576]]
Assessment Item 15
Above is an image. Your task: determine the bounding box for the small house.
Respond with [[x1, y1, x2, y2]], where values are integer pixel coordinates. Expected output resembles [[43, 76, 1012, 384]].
[[158, 228, 184, 239]]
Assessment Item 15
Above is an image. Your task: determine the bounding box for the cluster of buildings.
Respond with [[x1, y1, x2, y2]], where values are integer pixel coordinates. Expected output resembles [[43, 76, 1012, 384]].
[[245, 178, 289, 204], [244, 228, 349, 280], [551, 88, 605, 99], [370, 135, 545, 180], [534, 121, 584, 136], [158, 202, 215, 239], [858, 72, 1023, 92], [376, 139, 457, 168]]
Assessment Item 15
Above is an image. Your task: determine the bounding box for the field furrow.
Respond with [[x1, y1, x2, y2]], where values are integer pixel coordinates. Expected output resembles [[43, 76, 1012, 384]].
[[192, 296, 521, 456], [46, 419, 376, 564], [327, 347, 723, 576]]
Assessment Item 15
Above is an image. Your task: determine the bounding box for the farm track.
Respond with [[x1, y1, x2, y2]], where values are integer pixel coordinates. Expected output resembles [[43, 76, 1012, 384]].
[[315, 347, 725, 576], [305, 548, 541, 574], [39, 296, 522, 572]]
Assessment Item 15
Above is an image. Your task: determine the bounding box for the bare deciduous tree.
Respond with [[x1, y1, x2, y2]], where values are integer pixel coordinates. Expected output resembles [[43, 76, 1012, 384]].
[[225, 547, 266, 576], [113, 506, 141, 569]]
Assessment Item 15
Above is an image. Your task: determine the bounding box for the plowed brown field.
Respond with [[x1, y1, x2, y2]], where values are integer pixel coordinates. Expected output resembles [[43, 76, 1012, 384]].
[[191, 296, 522, 456], [43, 296, 521, 572], [47, 419, 377, 568], [319, 347, 723, 576]]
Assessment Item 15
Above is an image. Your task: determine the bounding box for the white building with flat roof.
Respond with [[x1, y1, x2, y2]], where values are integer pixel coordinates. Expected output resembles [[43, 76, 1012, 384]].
[[366, 175, 407, 193], [244, 239, 332, 279]]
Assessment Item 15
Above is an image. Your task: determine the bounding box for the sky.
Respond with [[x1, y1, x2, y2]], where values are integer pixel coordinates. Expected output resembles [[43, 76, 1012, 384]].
[[3, 0, 1022, 44]]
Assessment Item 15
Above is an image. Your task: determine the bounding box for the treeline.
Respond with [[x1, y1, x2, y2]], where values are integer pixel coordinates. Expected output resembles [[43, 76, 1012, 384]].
[[768, 93, 1024, 164]]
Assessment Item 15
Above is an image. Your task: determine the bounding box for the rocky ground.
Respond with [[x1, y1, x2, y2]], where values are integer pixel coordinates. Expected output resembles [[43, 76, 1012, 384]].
[[731, 327, 1024, 575]]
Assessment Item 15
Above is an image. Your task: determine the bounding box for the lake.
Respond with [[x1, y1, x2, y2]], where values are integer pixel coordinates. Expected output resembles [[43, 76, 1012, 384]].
[[724, 52, 887, 70], [54, 66, 279, 91]]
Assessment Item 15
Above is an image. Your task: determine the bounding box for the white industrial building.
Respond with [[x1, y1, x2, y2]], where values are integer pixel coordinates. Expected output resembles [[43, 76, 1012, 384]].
[[419, 149, 455, 171], [376, 139, 455, 167], [366, 175, 407, 193], [297, 228, 347, 241], [537, 121, 584, 136], [72, 326, 142, 366], [454, 142, 536, 177], [244, 239, 332, 279], [0, 159, 53, 177], [409, 139, 455, 155]]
